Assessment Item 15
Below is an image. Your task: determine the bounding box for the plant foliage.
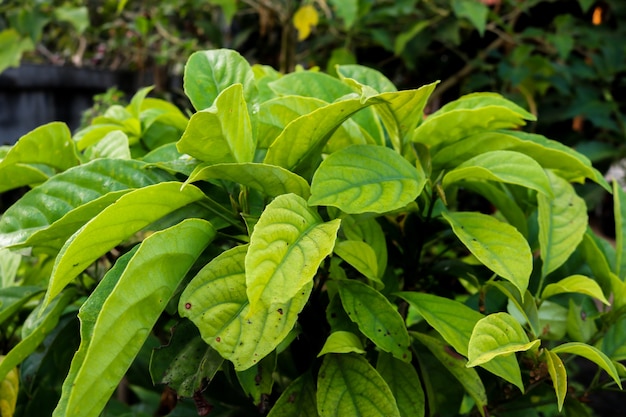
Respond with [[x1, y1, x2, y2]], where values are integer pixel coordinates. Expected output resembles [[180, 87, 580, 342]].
[[0, 48, 624, 417]]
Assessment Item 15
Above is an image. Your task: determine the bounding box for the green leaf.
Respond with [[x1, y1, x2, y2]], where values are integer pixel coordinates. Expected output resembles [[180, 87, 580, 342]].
[[601, 316, 626, 361], [341, 215, 387, 276], [566, 299, 596, 343], [318, 331, 366, 356], [177, 83, 255, 164], [186, 162, 311, 198], [0, 29, 34, 73], [53, 219, 215, 417], [613, 181, 626, 280], [0, 122, 79, 171], [412, 332, 486, 417], [0, 249, 21, 288], [544, 349, 567, 412], [579, 231, 615, 295], [443, 150, 552, 196], [397, 292, 524, 391], [0, 159, 172, 248], [53, 6, 89, 33], [84, 130, 130, 160], [394, 21, 431, 56], [538, 300, 569, 340], [237, 352, 276, 406], [184, 49, 256, 110], [328, 0, 358, 29], [268, 71, 352, 102], [439, 93, 535, 120], [336, 65, 397, 94], [0, 289, 75, 382], [467, 313, 540, 367], [150, 321, 223, 397], [452, 0, 489, 36], [266, 372, 318, 417], [0, 355, 18, 417], [0, 164, 49, 193], [333, 240, 380, 283], [490, 281, 540, 337], [246, 194, 340, 311], [180, 245, 313, 371], [542, 275, 609, 305], [551, 342, 622, 388], [376, 352, 425, 417], [45, 182, 208, 305], [0, 286, 43, 325], [317, 353, 400, 417], [442, 211, 532, 296], [432, 131, 608, 190], [337, 280, 411, 361], [538, 171, 587, 277], [309, 145, 424, 214]]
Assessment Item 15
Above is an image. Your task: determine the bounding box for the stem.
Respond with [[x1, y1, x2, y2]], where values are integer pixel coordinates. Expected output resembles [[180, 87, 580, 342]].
[[198, 198, 245, 232]]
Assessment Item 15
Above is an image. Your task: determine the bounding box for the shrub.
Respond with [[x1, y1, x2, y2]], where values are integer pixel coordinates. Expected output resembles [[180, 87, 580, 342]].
[[0, 48, 624, 417]]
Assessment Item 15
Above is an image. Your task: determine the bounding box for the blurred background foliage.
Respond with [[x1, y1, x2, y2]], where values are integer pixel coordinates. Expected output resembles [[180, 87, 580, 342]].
[[1, 0, 625, 187]]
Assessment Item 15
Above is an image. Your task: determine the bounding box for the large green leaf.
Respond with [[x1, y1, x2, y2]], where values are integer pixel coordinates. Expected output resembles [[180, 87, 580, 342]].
[[309, 144, 424, 214], [397, 292, 524, 390], [442, 150, 552, 197], [432, 130, 608, 190], [333, 241, 380, 283], [412, 332, 486, 417], [538, 170, 587, 277], [376, 352, 425, 417], [613, 181, 626, 280], [0, 159, 172, 248], [179, 245, 314, 370], [184, 49, 257, 110], [442, 211, 532, 296], [544, 349, 567, 412], [0, 289, 75, 382], [317, 353, 400, 417], [542, 275, 609, 305], [551, 342, 622, 388], [186, 162, 311, 198], [266, 372, 318, 417], [177, 83, 255, 164], [467, 313, 540, 367], [337, 280, 411, 361], [0, 122, 78, 171], [246, 193, 340, 311], [45, 182, 208, 305], [53, 219, 215, 417]]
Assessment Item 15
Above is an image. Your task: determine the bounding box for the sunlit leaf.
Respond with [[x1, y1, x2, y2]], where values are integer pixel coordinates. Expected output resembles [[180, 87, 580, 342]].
[[177, 83, 255, 164], [0, 356, 18, 417], [318, 331, 365, 356], [246, 194, 340, 311], [184, 49, 257, 110], [613, 181, 626, 280], [293, 4, 319, 40], [442, 211, 532, 296], [333, 240, 380, 283], [84, 130, 130, 160], [341, 215, 388, 276], [467, 313, 540, 367], [377, 352, 425, 417], [442, 150, 552, 197], [317, 354, 400, 417], [0, 159, 172, 248], [309, 145, 424, 214], [542, 275, 609, 305], [0, 163, 49, 193], [338, 280, 411, 361], [538, 171, 587, 277], [336, 65, 397, 94], [551, 342, 622, 388], [186, 162, 311, 198], [413, 332, 486, 417], [53, 219, 215, 417], [45, 182, 209, 306], [544, 349, 567, 412]]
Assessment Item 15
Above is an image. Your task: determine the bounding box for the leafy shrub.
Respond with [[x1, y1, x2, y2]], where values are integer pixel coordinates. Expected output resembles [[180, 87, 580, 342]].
[[0, 48, 625, 417]]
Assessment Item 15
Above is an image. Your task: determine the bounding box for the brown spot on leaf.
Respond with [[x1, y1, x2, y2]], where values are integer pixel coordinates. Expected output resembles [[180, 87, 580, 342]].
[[184, 302, 192, 309]]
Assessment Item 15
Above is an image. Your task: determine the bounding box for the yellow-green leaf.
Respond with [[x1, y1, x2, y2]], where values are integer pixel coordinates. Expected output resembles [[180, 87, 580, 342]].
[[551, 342, 622, 389], [542, 275, 609, 305], [318, 331, 365, 356], [0, 356, 18, 417], [293, 5, 319, 41], [545, 349, 567, 411]]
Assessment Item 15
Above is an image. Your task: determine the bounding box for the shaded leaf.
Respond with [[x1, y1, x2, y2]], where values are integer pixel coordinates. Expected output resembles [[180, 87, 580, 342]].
[[266, 372, 318, 417], [442, 211, 532, 296], [467, 313, 540, 367], [538, 170, 587, 277], [317, 353, 400, 417], [377, 351, 425, 417], [246, 193, 340, 311], [0, 286, 43, 325], [0, 356, 18, 417], [341, 215, 387, 276], [237, 352, 276, 406], [0, 163, 49, 193], [309, 145, 424, 214], [452, 0, 489, 36], [544, 349, 567, 412], [53, 219, 215, 417], [338, 280, 411, 361], [613, 180, 626, 280]]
